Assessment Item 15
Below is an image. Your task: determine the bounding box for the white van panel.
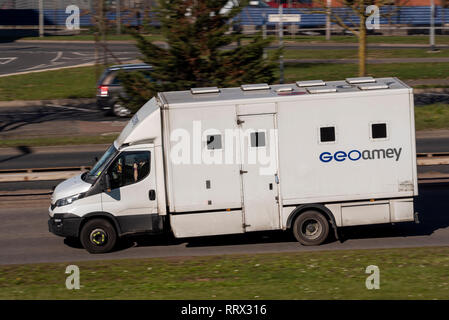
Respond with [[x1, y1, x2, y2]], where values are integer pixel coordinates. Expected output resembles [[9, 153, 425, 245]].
[[341, 202, 390, 226], [277, 92, 415, 203], [166, 105, 242, 212], [390, 199, 414, 222], [170, 211, 244, 237]]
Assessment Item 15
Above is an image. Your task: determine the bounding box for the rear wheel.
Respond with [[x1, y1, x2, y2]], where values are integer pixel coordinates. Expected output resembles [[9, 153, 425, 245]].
[[112, 101, 131, 117], [80, 218, 117, 254], [292, 210, 329, 246]]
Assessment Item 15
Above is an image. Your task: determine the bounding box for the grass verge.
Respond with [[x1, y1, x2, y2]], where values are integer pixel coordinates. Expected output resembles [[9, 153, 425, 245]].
[[283, 34, 449, 44], [0, 246, 448, 299], [415, 104, 449, 131], [0, 66, 98, 101], [0, 135, 117, 148], [2, 62, 449, 101], [283, 62, 449, 82], [283, 48, 449, 60]]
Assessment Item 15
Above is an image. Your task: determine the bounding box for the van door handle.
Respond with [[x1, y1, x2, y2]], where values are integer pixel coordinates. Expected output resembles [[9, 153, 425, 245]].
[[149, 189, 156, 201], [269, 183, 273, 190]]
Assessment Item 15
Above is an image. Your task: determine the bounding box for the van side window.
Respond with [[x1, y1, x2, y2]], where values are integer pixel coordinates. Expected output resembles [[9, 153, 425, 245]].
[[320, 126, 335, 143], [108, 151, 150, 189], [250, 131, 266, 147], [371, 123, 387, 139], [207, 135, 222, 150]]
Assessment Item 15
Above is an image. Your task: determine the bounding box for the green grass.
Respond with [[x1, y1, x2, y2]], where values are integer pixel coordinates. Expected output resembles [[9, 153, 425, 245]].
[[0, 66, 98, 101], [284, 62, 449, 82], [2, 60, 449, 102], [0, 247, 448, 299], [0, 135, 117, 148], [414, 85, 449, 89], [282, 48, 449, 60], [415, 104, 449, 130], [282, 34, 449, 44]]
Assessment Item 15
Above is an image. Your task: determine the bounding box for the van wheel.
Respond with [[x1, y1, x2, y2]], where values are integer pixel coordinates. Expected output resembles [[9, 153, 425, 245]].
[[112, 101, 131, 117], [80, 219, 117, 254], [292, 210, 329, 246]]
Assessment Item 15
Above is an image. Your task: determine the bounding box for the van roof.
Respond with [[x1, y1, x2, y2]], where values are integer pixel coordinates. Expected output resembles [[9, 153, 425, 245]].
[[159, 77, 411, 106]]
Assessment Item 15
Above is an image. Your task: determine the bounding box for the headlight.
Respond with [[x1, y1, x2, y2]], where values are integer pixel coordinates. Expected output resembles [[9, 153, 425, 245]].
[[55, 193, 85, 207]]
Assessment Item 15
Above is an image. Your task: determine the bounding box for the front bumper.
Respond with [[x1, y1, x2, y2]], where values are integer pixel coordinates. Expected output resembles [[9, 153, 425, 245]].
[[48, 213, 82, 238]]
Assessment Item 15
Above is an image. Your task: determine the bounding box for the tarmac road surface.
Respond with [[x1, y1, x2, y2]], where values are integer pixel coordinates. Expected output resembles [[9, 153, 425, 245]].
[[0, 183, 448, 265]]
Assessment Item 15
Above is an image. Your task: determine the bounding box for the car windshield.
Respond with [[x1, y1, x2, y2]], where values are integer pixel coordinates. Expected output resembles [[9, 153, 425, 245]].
[[83, 144, 118, 183]]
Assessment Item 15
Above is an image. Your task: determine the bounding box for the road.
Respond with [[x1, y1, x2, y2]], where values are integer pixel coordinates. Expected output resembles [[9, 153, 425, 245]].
[[2, 41, 449, 77], [0, 42, 139, 76], [0, 182, 447, 265]]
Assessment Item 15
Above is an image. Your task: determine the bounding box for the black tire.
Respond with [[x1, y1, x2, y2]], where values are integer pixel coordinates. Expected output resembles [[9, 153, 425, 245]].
[[112, 101, 131, 117], [80, 218, 117, 254], [292, 210, 329, 246]]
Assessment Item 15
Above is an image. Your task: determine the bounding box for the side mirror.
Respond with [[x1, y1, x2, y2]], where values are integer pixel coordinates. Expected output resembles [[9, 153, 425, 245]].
[[104, 174, 111, 192]]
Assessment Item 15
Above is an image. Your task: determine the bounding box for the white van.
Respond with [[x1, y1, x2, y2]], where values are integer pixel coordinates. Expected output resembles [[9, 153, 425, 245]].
[[48, 77, 418, 253]]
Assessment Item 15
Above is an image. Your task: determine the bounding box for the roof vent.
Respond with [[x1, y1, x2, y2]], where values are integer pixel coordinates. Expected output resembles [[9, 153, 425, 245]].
[[307, 87, 337, 94], [358, 83, 389, 90], [346, 77, 375, 84], [241, 83, 270, 91], [275, 86, 294, 92], [296, 80, 325, 87], [191, 87, 220, 94]]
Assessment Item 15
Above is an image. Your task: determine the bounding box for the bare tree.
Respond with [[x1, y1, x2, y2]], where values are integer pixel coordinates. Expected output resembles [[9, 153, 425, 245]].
[[308, 0, 407, 76]]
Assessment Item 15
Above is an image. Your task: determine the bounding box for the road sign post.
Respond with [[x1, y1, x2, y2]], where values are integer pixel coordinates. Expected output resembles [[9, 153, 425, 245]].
[[268, 11, 301, 84], [430, 0, 436, 51], [39, 0, 44, 38]]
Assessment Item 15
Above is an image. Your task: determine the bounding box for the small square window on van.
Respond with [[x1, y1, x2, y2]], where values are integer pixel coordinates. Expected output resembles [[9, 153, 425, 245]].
[[206, 135, 222, 150], [250, 132, 266, 147], [320, 126, 335, 143], [372, 123, 387, 139]]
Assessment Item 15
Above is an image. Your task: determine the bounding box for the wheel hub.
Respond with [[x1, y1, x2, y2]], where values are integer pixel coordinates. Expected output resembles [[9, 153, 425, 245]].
[[90, 228, 107, 246], [302, 219, 322, 239]]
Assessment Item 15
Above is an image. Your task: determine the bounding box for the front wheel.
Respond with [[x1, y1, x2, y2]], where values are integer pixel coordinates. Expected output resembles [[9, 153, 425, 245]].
[[80, 218, 117, 254], [292, 210, 329, 246]]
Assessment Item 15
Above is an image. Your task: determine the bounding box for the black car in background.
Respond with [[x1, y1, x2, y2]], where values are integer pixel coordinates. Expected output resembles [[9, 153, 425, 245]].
[[96, 63, 152, 117]]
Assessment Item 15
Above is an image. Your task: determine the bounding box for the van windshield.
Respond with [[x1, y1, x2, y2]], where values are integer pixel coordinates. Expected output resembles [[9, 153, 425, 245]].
[[83, 144, 118, 183]]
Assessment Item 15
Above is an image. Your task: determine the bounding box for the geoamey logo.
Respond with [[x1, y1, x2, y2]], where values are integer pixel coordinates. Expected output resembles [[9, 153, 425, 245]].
[[319, 147, 402, 163]]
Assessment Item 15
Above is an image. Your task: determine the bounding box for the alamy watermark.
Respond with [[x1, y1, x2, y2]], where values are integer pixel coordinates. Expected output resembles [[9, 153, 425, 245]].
[[65, 5, 80, 30], [366, 5, 380, 30], [365, 265, 380, 289], [65, 265, 80, 290], [170, 121, 277, 175]]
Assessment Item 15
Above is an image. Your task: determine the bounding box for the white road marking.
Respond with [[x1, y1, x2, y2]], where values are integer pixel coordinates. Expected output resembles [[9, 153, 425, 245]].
[[46, 104, 98, 113], [0, 57, 17, 65], [51, 51, 63, 63], [72, 51, 92, 56], [21, 64, 48, 71]]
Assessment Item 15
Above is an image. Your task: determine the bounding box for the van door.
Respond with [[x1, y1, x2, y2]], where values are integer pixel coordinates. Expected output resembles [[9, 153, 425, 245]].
[[239, 114, 280, 231], [101, 146, 160, 234]]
